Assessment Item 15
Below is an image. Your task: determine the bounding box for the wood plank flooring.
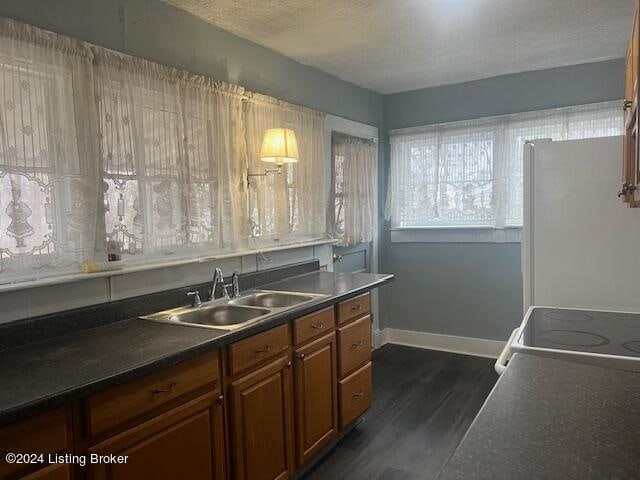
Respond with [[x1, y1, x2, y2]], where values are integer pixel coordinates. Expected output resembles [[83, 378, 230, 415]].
[[303, 344, 498, 480]]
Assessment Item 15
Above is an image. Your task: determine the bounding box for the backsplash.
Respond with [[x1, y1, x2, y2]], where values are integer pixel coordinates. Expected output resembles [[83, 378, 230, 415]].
[[0, 242, 333, 325], [0, 260, 321, 351]]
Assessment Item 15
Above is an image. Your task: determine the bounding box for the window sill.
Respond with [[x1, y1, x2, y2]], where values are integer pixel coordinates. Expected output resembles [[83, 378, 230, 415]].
[[390, 227, 522, 243], [0, 237, 337, 293]]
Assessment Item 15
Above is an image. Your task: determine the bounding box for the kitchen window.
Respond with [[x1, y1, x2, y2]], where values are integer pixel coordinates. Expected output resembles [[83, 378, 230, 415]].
[[0, 17, 327, 286], [245, 92, 326, 242], [385, 101, 624, 236], [0, 19, 100, 282], [94, 50, 247, 261], [330, 134, 377, 247]]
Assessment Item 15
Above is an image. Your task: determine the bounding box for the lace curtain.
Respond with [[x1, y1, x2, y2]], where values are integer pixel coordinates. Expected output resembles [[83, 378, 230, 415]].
[[0, 16, 328, 283], [244, 93, 325, 240], [0, 18, 101, 281], [386, 101, 623, 228], [94, 50, 246, 260], [331, 135, 376, 246]]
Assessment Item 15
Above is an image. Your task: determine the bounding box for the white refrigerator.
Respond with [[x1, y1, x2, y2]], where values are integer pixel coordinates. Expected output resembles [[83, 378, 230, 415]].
[[496, 136, 640, 374], [522, 135, 640, 312]]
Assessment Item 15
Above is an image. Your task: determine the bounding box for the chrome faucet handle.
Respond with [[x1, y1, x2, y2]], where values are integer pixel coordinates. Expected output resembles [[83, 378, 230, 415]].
[[221, 283, 231, 300], [186, 291, 202, 307], [231, 271, 240, 297], [213, 267, 224, 283], [211, 267, 225, 301]]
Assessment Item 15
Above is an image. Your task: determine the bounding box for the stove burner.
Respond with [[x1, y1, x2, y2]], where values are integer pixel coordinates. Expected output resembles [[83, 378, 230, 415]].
[[540, 329, 609, 348], [543, 311, 593, 323], [622, 341, 640, 354]]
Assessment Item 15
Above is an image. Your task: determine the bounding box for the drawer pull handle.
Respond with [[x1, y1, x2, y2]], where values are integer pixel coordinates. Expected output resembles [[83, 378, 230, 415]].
[[350, 305, 362, 311], [311, 323, 324, 330], [255, 344, 273, 354], [352, 340, 364, 348], [151, 382, 177, 395], [297, 353, 306, 360], [353, 390, 365, 398]]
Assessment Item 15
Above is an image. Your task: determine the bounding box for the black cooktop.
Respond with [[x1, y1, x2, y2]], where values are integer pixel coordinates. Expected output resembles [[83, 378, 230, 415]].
[[520, 307, 640, 357]]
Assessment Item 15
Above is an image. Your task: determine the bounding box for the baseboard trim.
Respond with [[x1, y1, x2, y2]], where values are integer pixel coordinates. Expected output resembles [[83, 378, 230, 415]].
[[372, 328, 389, 349], [378, 328, 505, 359]]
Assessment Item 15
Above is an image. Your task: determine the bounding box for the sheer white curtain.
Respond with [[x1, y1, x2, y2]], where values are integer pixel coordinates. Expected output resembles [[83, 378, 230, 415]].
[[0, 16, 329, 284], [94, 50, 246, 260], [386, 101, 623, 228], [0, 18, 101, 281], [244, 93, 325, 240], [331, 135, 376, 246]]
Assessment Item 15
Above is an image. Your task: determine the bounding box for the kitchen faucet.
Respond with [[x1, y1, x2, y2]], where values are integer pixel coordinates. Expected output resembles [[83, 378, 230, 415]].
[[210, 268, 240, 300]]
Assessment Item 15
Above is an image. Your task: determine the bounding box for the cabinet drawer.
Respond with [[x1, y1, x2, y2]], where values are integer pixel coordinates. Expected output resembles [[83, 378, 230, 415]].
[[85, 351, 219, 437], [337, 293, 370, 325], [0, 407, 70, 479], [228, 323, 290, 377], [339, 362, 372, 428], [294, 307, 335, 346], [338, 315, 371, 378]]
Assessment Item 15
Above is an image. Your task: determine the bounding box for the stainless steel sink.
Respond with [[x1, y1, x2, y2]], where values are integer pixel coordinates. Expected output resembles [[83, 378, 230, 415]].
[[140, 289, 327, 331], [229, 291, 316, 308], [141, 304, 270, 330]]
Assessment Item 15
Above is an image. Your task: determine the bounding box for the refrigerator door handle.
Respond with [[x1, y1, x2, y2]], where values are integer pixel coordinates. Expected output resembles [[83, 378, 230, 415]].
[[494, 328, 520, 375]]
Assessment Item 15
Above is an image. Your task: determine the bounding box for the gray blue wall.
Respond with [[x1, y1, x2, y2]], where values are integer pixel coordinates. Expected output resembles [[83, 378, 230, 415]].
[[0, 0, 383, 128], [0, 0, 387, 324], [0, 2, 626, 340], [384, 59, 624, 129], [381, 60, 624, 340]]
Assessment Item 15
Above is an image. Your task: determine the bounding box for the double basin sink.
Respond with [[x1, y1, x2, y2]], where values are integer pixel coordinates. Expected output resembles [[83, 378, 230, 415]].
[[141, 290, 328, 331]]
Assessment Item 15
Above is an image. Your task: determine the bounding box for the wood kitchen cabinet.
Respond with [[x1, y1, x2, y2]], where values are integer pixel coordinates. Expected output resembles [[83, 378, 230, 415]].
[[293, 331, 338, 466], [2, 289, 378, 480], [338, 362, 372, 429], [87, 392, 225, 480], [622, 0, 640, 205], [228, 354, 295, 480], [0, 407, 73, 480], [336, 293, 373, 429], [20, 463, 71, 480], [82, 351, 225, 480]]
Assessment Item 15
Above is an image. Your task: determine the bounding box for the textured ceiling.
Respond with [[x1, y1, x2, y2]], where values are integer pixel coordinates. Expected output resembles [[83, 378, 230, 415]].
[[163, 0, 635, 94]]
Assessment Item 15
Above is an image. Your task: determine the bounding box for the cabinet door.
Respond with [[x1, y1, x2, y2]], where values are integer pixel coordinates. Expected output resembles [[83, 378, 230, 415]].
[[634, 3, 640, 205], [20, 463, 70, 480], [88, 392, 225, 480], [229, 355, 294, 480], [293, 332, 338, 466], [623, 1, 640, 204], [0, 407, 71, 480]]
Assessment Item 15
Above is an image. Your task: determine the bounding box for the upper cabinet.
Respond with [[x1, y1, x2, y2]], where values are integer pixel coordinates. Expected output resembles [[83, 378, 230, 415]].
[[622, 0, 640, 205]]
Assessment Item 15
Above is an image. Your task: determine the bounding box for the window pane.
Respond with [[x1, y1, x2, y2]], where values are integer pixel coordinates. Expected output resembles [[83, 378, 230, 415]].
[[436, 128, 494, 226], [389, 102, 624, 229]]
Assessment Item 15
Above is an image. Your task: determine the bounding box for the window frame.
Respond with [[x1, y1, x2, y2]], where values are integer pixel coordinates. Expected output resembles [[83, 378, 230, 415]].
[[387, 101, 624, 238]]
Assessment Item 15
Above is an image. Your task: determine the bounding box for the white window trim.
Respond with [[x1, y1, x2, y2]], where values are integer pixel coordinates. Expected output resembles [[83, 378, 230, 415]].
[[390, 226, 522, 243], [386, 101, 623, 236], [0, 237, 337, 293]]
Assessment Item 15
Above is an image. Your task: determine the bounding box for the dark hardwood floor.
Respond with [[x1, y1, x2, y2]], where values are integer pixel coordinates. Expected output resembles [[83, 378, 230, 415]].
[[303, 344, 498, 480]]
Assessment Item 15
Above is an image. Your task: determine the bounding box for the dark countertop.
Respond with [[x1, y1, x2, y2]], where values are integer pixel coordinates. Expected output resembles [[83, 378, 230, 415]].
[[0, 271, 393, 426], [437, 353, 640, 480]]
